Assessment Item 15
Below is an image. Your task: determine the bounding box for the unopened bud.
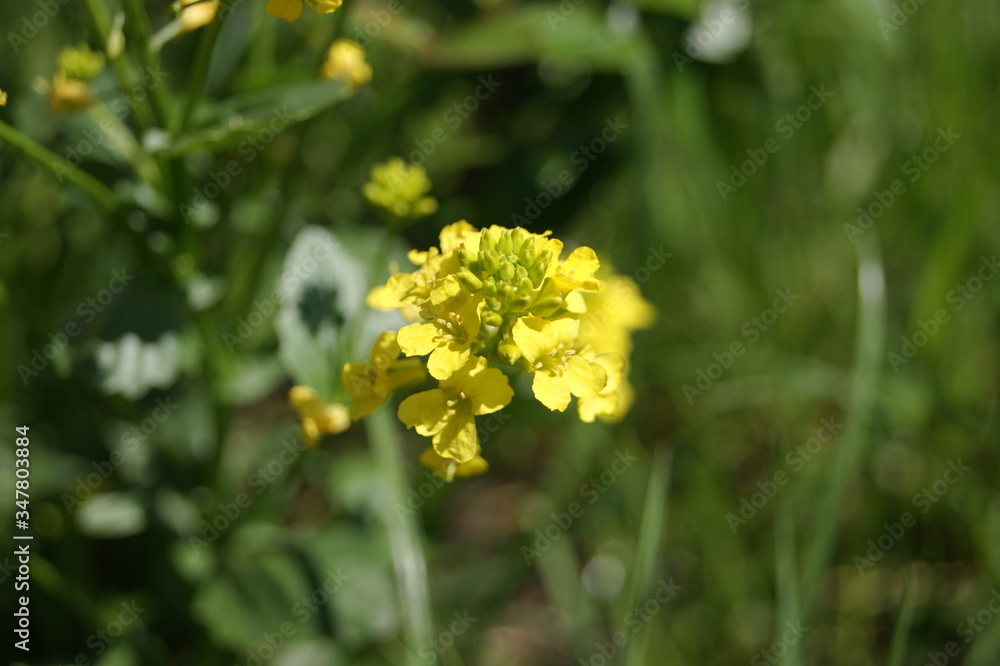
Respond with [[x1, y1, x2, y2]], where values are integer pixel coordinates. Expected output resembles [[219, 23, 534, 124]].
[[499, 260, 515, 282], [498, 340, 522, 363], [456, 268, 483, 292], [479, 229, 496, 253], [482, 310, 503, 327]]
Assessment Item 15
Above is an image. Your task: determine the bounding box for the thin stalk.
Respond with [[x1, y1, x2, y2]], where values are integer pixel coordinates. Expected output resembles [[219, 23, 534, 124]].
[[0, 120, 119, 213], [366, 406, 435, 657], [177, 13, 227, 133], [121, 0, 174, 129]]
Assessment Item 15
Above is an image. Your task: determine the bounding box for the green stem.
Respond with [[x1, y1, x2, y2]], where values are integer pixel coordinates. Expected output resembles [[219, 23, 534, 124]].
[[366, 407, 435, 657], [177, 12, 227, 133], [121, 0, 174, 129], [0, 120, 120, 213]]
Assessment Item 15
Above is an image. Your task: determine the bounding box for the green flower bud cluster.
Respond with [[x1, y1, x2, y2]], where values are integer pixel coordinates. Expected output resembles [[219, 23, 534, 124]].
[[458, 228, 559, 329], [57, 44, 106, 81]]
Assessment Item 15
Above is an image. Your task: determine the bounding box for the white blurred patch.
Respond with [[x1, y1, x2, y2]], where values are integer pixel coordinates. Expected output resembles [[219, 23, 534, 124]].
[[582, 553, 627, 599], [682, 0, 753, 64]]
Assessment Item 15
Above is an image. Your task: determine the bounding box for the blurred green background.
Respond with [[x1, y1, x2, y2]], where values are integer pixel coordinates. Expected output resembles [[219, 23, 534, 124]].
[[1, 0, 999, 664]]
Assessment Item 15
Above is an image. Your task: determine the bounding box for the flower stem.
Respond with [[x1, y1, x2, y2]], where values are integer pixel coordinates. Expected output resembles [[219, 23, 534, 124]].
[[0, 120, 120, 213], [366, 406, 435, 657], [177, 11, 227, 133]]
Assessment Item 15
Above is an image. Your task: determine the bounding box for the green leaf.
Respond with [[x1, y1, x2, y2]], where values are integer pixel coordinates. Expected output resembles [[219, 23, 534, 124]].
[[162, 80, 351, 156]]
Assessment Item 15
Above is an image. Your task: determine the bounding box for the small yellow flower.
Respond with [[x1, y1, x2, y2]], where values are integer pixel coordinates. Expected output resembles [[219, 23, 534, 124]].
[[179, 0, 219, 32], [0, 90, 7, 107], [322, 39, 373, 91], [289, 385, 350, 448], [398, 277, 484, 380], [577, 352, 632, 423], [547, 246, 604, 294], [419, 447, 489, 481], [47, 71, 93, 113], [266, 0, 342, 21], [577, 274, 655, 356], [363, 157, 439, 219], [511, 315, 607, 411], [57, 45, 105, 81], [397, 356, 513, 463], [341, 331, 426, 420]]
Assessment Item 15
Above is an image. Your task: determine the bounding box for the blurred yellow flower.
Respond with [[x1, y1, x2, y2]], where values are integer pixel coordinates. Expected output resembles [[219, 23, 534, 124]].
[[511, 316, 607, 411], [266, 0, 342, 21], [363, 157, 439, 219], [57, 44, 105, 81], [420, 447, 489, 481], [47, 71, 92, 113], [322, 39, 373, 91], [179, 0, 219, 32], [341, 331, 426, 420], [288, 385, 350, 448], [397, 356, 512, 463], [0, 90, 7, 107]]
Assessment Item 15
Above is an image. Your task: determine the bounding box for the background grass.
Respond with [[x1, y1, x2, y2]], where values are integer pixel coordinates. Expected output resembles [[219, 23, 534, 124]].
[[1, 0, 999, 664]]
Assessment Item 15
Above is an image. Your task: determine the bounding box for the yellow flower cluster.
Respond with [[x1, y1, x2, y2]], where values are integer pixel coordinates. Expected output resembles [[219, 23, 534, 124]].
[[0, 89, 7, 107], [347, 221, 654, 479], [363, 158, 438, 220], [46, 44, 105, 113], [321, 40, 373, 92]]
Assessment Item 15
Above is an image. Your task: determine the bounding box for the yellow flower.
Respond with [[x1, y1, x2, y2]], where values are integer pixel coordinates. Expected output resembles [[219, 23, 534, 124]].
[[577, 274, 655, 356], [341, 331, 426, 420], [363, 157, 438, 219], [57, 45, 105, 81], [577, 353, 633, 423], [546, 246, 604, 294], [288, 385, 350, 448], [179, 0, 219, 32], [0, 90, 7, 107], [47, 71, 92, 113], [322, 39, 373, 91], [266, 0, 342, 21], [511, 316, 607, 411], [398, 356, 513, 463], [397, 277, 483, 380], [419, 447, 489, 482]]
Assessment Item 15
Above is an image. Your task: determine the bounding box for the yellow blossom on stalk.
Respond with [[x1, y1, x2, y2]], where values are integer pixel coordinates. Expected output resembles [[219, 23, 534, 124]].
[[266, 0, 342, 22], [363, 157, 438, 219], [397, 277, 483, 380], [322, 40, 373, 91], [576, 274, 655, 356], [47, 71, 93, 113], [398, 356, 513, 463], [341, 332, 426, 419], [511, 316, 607, 411], [288, 385, 350, 448], [57, 45, 105, 81], [420, 447, 489, 481], [577, 352, 631, 423], [0, 90, 7, 107], [179, 0, 219, 32]]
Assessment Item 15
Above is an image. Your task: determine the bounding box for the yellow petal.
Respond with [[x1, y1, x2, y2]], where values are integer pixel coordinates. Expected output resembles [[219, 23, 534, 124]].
[[532, 371, 572, 411], [427, 344, 470, 380], [397, 321, 438, 357], [300, 417, 320, 448], [432, 413, 478, 463], [457, 363, 514, 415], [511, 316, 552, 364], [438, 220, 478, 253], [566, 355, 607, 399], [370, 331, 401, 367], [419, 447, 489, 480], [398, 389, 449, 436], [367, 273, 416, 310], [266, 0, 303, 21], [309, 0, 343, 14]]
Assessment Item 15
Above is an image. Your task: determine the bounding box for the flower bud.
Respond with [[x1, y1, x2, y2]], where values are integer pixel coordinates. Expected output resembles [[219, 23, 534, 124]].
[[456, 268, 483, 293], [479, 229, 496, 253], [482, 310, 503, 327], [499, 259, 515, 282], [483, 276, 498, 297], [497, 231, 513, 255], [482, 250, 500, 275], [457, 248, 477, 269], [498, 340, 522, 363]]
